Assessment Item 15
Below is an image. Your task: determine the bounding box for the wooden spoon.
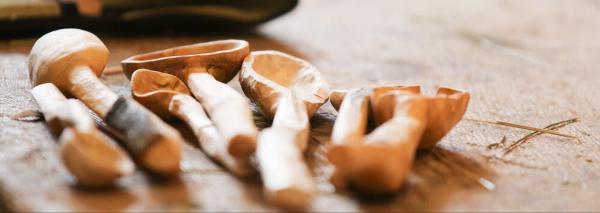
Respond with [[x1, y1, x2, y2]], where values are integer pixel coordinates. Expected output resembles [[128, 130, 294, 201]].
[[328, 85, 470, 194], [329, 90, 428, 194], [131, 69, 253, 176], [121, 40, 258, 159], [32, 83, 134, 187], [239, 50, 330, 209], [28, 28, 183, 176]]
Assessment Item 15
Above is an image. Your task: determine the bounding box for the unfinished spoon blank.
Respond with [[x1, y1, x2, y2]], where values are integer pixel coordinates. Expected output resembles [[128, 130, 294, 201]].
[[239, 50, 330, 209], [131, 69, 254, 177], [32, 83, 134, 187], [329, 90, 427, 194], [29, 28, 183, 176], [121, 40, 258, 159]]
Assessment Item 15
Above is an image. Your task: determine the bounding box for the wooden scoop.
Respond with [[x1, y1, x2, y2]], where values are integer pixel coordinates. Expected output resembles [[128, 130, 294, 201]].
[[329, 90, 427, 194], [239, 50, 330, 209], [131, 69, 253, 177], [28, 28, 183, 176], [32, 83, 134, 187], [328, 85, 470, 194], [121, 40, 258, 159]]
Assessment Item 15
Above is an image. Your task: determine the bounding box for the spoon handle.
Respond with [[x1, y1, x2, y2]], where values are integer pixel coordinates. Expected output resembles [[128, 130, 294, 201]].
[[31, 83, 72, 135], [186, 73, 258, 159], [331, 91, 428, 194], [169, 94, 254, 177], [271, 92, 310, 151], [68, 66, 182, 176], [255, 93, 314, 209], [330, 88, 371, 148], [31, 83, 134, 187], [256, 127, 314, 210]]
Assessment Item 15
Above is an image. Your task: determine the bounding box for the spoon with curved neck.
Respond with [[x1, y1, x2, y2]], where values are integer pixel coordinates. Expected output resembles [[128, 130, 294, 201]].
[[131, 69, 254, 177], [121, 40, 258, 159], [239, 50, 330, 209]]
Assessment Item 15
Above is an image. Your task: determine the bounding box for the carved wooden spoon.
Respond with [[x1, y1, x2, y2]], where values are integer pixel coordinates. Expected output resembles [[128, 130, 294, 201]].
[[32, 83, 134, 187], [131, 69, 253, 177], [329, 89, 427, 194], [239, 50, 330, 209], [29, 28, 182, 176], [122, 40, 258, 159], [328, 85, 470, 194]]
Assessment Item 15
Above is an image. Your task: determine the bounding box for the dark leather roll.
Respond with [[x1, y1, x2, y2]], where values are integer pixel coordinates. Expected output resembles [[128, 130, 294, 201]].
[[0, 0, 298, 38]]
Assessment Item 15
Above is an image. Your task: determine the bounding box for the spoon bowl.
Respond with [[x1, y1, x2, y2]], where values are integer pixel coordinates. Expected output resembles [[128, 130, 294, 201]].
[[240, 50, 330, 120], [122, 40, 249, 83], [131, 69, 190, 119]]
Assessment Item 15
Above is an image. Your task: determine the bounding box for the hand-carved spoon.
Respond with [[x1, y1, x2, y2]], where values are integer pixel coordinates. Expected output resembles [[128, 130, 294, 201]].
[[32, 83, 134, 187], [131, 69, 253, 177], [239, 50, 330, 209], [328, 86, 470, 194], [121, 40, 258, 159], [329, 89, 427, 194], [28, 28, 183, 176]]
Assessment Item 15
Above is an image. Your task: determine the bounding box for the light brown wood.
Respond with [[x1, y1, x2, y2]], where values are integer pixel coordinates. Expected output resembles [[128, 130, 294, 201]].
[[329, 85, 469, 194], [369, 86, 470, 148], [31, 83, 134, 187], [329, 87, 371, 147], [239, 50, 329, 208], [239, 50, 330, 151], [256, 126, 314, 210], [327, 88, 372, 190], [329, 90, 428, 194], [131, 69, 254, 176], [186, 73, 258, 158], [331, 85, 469, 149], [28, 28, 183, 176], [121, 40, 258, 160], [419, 87, 470, 148], [271, 92, 310, 150], [169, 95, 255, 177], [369, 85, 422, 126], [240, 50, 330, 121]]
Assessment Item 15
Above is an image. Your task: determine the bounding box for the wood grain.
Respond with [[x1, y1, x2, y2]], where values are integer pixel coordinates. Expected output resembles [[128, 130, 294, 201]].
[[1, 0, 600, 211]]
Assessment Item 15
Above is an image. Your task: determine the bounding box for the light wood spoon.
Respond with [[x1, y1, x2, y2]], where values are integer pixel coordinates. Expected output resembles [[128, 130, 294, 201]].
[[32, 83, 134, 187], [239, 50, 330, 209], [121, 40, 258, 159], [29, 28, 183, 176], [328, 85, 470, 194], [130, 69, 253, 177], [329, 89, 427, 194]]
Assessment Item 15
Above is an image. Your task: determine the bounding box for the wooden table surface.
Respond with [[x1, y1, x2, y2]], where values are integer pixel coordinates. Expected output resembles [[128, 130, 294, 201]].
[[2, 0, 600, 211]]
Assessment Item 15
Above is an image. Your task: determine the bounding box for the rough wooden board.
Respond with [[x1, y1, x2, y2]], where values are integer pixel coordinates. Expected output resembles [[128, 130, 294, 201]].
[[2, 0, 600, 211]]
